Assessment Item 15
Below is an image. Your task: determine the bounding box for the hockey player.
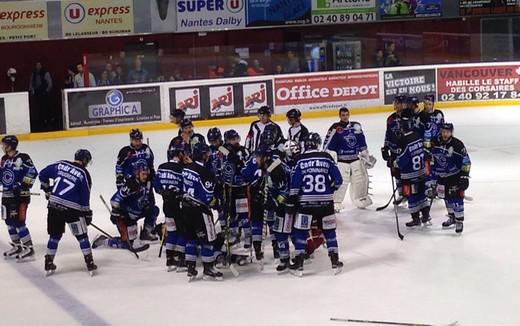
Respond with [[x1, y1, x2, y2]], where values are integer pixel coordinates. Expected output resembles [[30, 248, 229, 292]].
[[182, 142, 222, 281], [245, 105, 284, 154], [286, 108, 309, 149], [419, 94, 444, 149], [222, 129, 251, 250], [382, 95, 406, 205], [94, 162, 158, 251], [154, 141, 186, 271], [323, 107, 376, 210], [207, 128, 225, 226], [289, 133, 344, 276], [169, 118, 206, 157], [1, 135, 38, 260], [431, 123, 471, 233], [256, 146, 293, 273], [115, 129, 155, 189], [392, 110, 430, 227], [39, 150, 97, 276], [170, 108, 186, 125]]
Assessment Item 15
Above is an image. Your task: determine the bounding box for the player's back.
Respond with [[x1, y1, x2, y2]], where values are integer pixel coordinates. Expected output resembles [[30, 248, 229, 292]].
[[183, 162, 215, 206], [395, 132, 425, 181]]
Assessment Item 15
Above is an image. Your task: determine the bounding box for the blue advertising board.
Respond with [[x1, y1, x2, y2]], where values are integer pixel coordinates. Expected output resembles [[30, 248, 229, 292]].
[[379, 0, 442, 19], [246, 0, 311, 27]]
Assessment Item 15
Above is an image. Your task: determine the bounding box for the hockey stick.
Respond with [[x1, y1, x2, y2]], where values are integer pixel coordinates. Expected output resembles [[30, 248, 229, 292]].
[[330, 317, 458, 326], [0, 190, 40, 196], [158, 223, 167, 258], [98, 195, 140, 259], [390, 176, 404, 240], [376, 186, 397, 211], [223, 184, 239, 277]]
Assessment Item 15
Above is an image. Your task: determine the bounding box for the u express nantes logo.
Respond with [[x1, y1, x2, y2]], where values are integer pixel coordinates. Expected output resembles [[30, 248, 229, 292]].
[[87, 89, 142, 119], [64, 3, 86, 24], [177, 0, 243, 13]]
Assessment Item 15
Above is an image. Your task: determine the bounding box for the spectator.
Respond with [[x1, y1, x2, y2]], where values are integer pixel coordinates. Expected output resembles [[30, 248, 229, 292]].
[[385, 42, 400, 66], [208, 63, 225, 78], [172, 67, 184, 81], [97, 70, 112, 86], [105, 63, 114, 82], [273, 64, 284, 74], [230, 53, 248, 77], [74, 63, 96, 88], [29, 62, 53, 132], [64, 65, 76, 89], [247, 59, 265, 76], [112, 63, 125, 85], [375, 49, 385, 67], [284, 50, 301, 73], [127, 57, 150, 84]]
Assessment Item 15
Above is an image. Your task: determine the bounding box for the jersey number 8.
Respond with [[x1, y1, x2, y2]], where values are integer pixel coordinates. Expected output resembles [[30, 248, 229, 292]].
[[412, 154, 423, 171], [302, 174, 326, 193]]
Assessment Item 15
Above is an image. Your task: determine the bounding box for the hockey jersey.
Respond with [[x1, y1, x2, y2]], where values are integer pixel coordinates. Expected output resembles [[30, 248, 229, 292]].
[[290, 150, 342, 206], [419, 110, 444, 148], [1, 152, 38, 199], [324, 121, 368, 162], [222, 144, 249, 187], [111, 178, 155, 219], [39, 161, 91, 212], [384, 112, 402, 154], [287, 123, 309, 148], [182, 161, 215, 207], [115, 144, 154, 180], [431, 136, 471, 179], [394, 131, 426, 181], [265, 160, 291, 208], [245, 120, 283, 154]]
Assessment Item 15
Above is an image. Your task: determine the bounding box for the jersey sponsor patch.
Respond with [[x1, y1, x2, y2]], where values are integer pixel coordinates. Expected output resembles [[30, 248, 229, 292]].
[[322, 214, 337, 230], [294, 213, 312, 230], [235, 198, 248, 213]]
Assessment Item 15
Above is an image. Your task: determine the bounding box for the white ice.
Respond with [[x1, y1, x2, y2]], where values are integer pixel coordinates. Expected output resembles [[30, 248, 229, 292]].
[[1, 106, 519, 326]]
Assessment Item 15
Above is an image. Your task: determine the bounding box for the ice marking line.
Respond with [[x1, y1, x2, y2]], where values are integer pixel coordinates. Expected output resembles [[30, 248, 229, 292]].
[[0, 241, 110, 326]]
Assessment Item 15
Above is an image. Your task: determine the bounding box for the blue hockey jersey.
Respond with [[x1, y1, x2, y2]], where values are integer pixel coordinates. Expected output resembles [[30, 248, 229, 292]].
[[154, 160, 184, 195], [1, 152, 38, 199], [419, 110, 444, 148], [115, 144, 154, 180], [384, 112, 402, 154], [290, 151, 342, 205], [265, 160, 291, 206], [394, 131, 426, 181], [183, 161, 215, 207], [39, 161, 91, 212], [222, 144, 248, 187], [111, 178, 155, 219], [324, 121, 368, 162], [431, 136, 471, 178]]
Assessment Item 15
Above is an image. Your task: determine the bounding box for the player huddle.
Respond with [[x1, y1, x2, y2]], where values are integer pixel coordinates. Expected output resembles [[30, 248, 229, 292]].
[[0, 95, 471, 280]]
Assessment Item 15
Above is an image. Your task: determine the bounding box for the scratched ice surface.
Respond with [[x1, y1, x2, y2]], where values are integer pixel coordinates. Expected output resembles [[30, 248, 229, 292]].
[[1, 106, 519, 326]]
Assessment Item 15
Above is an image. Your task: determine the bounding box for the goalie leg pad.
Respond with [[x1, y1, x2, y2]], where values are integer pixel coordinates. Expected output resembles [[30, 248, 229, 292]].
[[333, 162, 351, 205], [349, 160, 372, 208]]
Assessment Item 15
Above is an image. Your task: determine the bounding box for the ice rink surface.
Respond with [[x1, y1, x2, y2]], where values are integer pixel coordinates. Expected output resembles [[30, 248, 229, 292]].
[[1, 105, 519, 326]]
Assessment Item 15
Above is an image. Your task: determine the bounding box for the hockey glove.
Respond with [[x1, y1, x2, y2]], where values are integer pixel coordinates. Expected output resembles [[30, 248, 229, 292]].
[[459, 175, 469, 191], [381, 147, 391, 162], [110, 210, 121, 224], [116, 174, 125, 188]]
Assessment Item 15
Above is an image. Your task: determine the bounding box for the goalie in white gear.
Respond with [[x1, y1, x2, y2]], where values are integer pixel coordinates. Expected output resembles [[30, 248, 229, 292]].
[[323, 107, 376, 210]]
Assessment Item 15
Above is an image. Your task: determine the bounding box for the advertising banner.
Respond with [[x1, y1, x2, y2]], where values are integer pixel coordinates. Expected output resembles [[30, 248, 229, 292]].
[[209, 85, 235, 118], [274, 71, 379, 112], [379, 0, 442, 19], [0, 98, 6, 134], [243, 81, 268, 115], [151, 0, 176, 33], [383, 69, 436, 104], [460, 0, 520, 16], [0, 1, 48, 42], [176, 0, 245, 32], [246, 0, 311, 27], [437, 65, 520, 102], [61, 0, 134, 38], [67, 86, 161, 128], [170, 87, 202, 120], [312, 0, 375, 25]]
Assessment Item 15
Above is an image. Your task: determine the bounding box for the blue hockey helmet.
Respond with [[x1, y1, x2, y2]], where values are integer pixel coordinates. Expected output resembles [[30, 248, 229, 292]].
[[192, 142, 210, 161], [132, 160, 149, 175], [129, 128, 143, 140], [74, 149, 92, 166], [207, 127, 222, 143], [286, 108, 301, 120], [180, 118, 193, 129], [1, 135, 18, 150]]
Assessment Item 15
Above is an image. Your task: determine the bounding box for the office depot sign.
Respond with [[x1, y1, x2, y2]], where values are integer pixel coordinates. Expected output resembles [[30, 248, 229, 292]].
[[274, 71, 379, 112]]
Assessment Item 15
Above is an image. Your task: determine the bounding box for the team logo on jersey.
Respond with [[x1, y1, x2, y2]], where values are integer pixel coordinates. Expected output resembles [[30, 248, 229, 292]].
[[64, 3, 86, 24], [2, 170, 14, 186], [204, 181, 213, 189], [13, 158, 23, 171], [344, 134, 357, 148], [433, 153, 447, 168], [335, 127, 344, 134]]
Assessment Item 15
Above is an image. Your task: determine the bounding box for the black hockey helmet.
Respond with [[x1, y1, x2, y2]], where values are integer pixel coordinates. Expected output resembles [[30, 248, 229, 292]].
[[129, 128, 143, 140], [423, 94, 435, 103], [441, 122, 454, 132], [224, 129, 240, 142], [406, 96, 420, 108], [1, 135, 18, 150], [207, 127, 222, 142], [180, 118, 193, 129], [304, 133, 321, 151], [258, 105, 271, 116], [74, 149, 92, 166], [286, 108, 301, 120], [167, 138, 185, 160], [394, 95, 406, 104]]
